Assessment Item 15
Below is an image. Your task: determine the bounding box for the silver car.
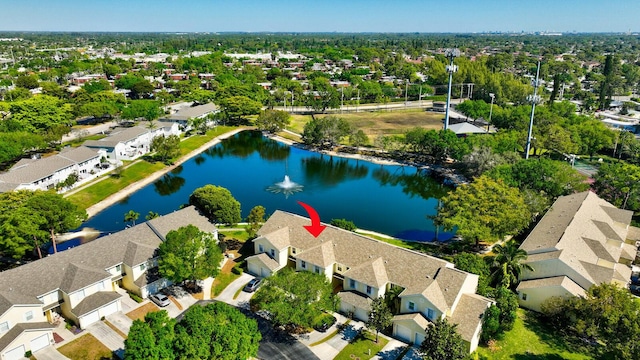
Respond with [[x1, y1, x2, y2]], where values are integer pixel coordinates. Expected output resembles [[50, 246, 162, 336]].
[[149, 293, 171, 307]]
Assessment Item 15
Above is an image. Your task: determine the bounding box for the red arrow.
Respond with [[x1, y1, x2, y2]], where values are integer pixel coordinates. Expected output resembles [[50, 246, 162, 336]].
[[297, 201, 326, 238]]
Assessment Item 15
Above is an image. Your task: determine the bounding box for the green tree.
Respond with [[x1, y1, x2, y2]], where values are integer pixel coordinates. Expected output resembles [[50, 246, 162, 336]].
[[150, 135, 181, 164], [145, 211, 160, 221], [453, 252, 492, 296], [15, 74, 39, 89], [255, 109, 291, 133], [419, 318, 467, 360], [350, 129, 369, 147], [219, 95, 261, 125], [593, 162, 640, 211], [250, 268, 338, 331], [571, 119, 615, 160], [5, 95, 73, 136], [143, 310, 175, 359], [493, 286, 519, 331], [246, 205, 266, 237], [83, 79, 111, 94], [189, 185, 241, 225], [157, 225, 223, 287], [0, 191, 48, 259], [305, 77, 340, 113], [77, 101, 119, 119], [330, 218, 357, 232], [490, 240, 533, 289], [26, 191, 86, 254], [302, 115, 352, 148], [130, 79, 155, 99], [367, 296, 393, 343], [435, 176, 530, 247], [121, 100, 162, 122], [124, 320, 159, 360], [480, 304, 502, 343], [124, 210, 140, 227]]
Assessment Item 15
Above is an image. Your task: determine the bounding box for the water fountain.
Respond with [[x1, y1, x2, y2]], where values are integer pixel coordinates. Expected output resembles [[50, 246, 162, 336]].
[[267, 174, 304, 197]]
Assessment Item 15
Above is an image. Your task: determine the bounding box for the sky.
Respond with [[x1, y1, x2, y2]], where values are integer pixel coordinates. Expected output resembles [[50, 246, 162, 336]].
[[0, 0, 638, 33]]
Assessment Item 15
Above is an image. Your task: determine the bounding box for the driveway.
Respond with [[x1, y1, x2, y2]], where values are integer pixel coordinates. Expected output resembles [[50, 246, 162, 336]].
[[34, 346, 69, 360], [86, 321, 125, 359], [106, 312, 133, 335], [215, 272, 253, 307]]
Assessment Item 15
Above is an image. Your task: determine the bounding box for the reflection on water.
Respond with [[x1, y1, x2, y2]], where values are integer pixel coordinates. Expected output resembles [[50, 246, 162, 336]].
[[301, 155, 368, 186], [49, 227, 101, 253], [79, 131, 454, 243], [204, 130, 290, 161]]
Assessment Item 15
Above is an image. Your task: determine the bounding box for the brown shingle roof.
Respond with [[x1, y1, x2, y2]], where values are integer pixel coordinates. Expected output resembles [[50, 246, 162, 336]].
[[246, 253, 282, 271], [71, 291, 122, 317], [0, 322, 53, 353], [258, 211, 474, 311], [59, 263, 110, 293], [84, 126, 149, 148], [338, 291, 373, 312], [448, 293, 492, 343], [295, 241, 336, 267]]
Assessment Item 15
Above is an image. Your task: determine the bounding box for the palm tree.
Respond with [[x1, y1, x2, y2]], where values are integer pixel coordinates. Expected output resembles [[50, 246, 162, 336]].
[[490, 240, 533, 289], [124, 210, 140, 227]]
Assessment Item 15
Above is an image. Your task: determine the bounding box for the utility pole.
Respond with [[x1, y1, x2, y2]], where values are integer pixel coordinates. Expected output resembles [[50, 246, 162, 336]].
[[405, 80, 408, 107], [525, 61, 542, 159], [444, 48, 460, 130], [488, 93, 495, 132]]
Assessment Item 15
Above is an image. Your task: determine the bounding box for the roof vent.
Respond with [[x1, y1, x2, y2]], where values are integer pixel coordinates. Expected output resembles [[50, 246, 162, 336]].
[[426, 275, 430, 279]]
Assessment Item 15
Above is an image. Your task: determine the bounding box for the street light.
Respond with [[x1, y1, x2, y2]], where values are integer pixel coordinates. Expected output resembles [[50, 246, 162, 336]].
[[525, 61, 542, 159], [487, 93, 495, 131], [444, 48, 460, 131]]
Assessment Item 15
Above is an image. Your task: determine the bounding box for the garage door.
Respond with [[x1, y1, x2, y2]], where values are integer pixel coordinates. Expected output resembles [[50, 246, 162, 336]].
[[81, 310, 100, 327], [395, 325, 412, 343], [99, 302, 118, 318], [30, 333, 50, 352], [355, 308, 368, 322], [4, 344, 25, 360], [247, 262, 259, 277], [260, 267, 270, 278], [415, 332, 426, 347]]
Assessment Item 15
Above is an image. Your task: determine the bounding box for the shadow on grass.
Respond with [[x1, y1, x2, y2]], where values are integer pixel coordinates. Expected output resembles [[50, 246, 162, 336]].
[[512, 354, 567, 360], [521, 310, 598, 358]]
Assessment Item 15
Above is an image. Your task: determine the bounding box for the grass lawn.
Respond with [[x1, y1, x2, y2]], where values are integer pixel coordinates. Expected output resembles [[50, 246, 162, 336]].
[[334, 330, 389, 360], [125, 302, 159, 321], [211, 270, 240, 298], [476, 309, 592, 360], [178, 125, 235, 155], [219, 229, 251, 242], [66, 160, 166, 209], [57, 333, 115, 360], [288, 110, 444, 141]]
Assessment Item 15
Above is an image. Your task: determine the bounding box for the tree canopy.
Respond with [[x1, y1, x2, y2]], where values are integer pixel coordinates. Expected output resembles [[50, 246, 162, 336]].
[[302, 115, 352, 148], [255, 109, 290, 133], [593, 162, 640, 212], [419, 318, 467, 360], [125, 303, 261, 360], [250, 268, 338, 331], [189, 185, 242, 225], [435, 175, 530, 247], [157, 225, 223, 286]]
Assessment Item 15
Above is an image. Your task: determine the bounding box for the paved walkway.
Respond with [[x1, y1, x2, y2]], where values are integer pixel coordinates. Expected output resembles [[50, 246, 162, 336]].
[[86, 321, 125, 359], [215, 272, 253, 308], [34, 345, 69, 360], [201, 277, 214, 300]]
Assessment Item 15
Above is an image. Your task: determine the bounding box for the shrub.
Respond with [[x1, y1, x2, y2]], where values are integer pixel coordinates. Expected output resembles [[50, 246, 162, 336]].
[[128, 291, 143, 303], [231, 265, 244, 275], [313, 313, 337, 330], [330, 218, 357, 231]]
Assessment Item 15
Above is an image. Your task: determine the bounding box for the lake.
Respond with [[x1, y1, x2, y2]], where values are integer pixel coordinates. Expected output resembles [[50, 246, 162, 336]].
[[65, 131, 453, 250]]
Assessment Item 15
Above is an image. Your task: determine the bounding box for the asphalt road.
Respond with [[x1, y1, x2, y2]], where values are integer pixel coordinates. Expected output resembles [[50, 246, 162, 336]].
[[178, 300, 319, 360]]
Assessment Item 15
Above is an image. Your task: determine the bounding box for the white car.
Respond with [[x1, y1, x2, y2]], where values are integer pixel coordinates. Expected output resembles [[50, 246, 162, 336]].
[[149, 293, 171, 307]]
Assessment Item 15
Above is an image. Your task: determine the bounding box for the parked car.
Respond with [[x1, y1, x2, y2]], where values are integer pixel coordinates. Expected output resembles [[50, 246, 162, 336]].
[[149, 293, 171, 307], [243, 278, 262, 293]]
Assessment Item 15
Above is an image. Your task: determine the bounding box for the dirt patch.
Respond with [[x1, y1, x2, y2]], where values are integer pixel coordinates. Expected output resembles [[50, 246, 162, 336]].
[[57, 333, 115, 360], [125, 302, 159, 321], [104, 320, 127, 339], [168, 295, 183, 310]]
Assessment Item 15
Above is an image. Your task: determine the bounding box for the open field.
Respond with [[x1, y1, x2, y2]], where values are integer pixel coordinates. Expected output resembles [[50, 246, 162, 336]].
[[288, 110, 445, 140]]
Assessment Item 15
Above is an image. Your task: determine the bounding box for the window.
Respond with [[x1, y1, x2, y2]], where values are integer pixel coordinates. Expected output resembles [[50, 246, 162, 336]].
[[337, 264, 343, 272], [427, 308, 434, 320], [270, 249, 276, 258], [0, 321, 8, 333], [301, 260, 306, 269], [314, 266, 320, 274], [97, 281, 105, 291], [24, 311, 33, 321], [115, 264, 122, 273], [258, 244, 264, 253], [366, 286, 372, 295], [140, 263, 146, 271], [349, 279, 356, 289], [522, 293, 527, 301], [408, 301, 415, 311]]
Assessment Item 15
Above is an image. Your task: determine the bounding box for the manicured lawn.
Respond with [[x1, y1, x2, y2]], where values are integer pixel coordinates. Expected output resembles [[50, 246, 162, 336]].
[[334, 330, 388, 360], [476, 309, 592, 360], [66, 161, 166, 209], [219, 229, 251, 242], [211, 271, 240, 298], [57, 333, 115, 360], [178, 125, 235, 155]]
